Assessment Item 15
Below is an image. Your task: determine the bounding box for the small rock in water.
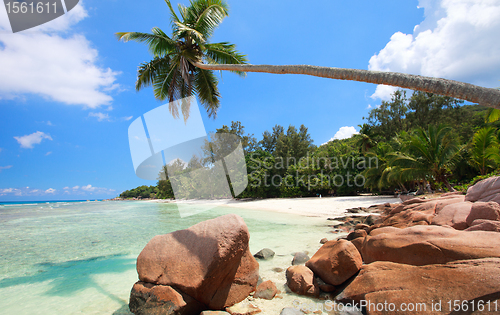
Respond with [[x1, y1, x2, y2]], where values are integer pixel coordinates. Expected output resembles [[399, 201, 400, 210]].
[[320, 238, 329, 244], [280, 307, 304, 315], [272, 267, 284, 272], [346, 229, 367, 241], [253, 248, 275, 260], [292, 252, 310, 265], [286, 265, 320, 297], [316, 277, 336, 293], [354, 223, 370, 230], [226, 299, 261, 315], [254, 280, 278, 300], [306, 239, 362, 286]]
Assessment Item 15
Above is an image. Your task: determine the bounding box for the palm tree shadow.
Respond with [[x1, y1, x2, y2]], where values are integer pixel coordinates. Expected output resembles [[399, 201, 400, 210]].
[[0, 254, 136, 308]]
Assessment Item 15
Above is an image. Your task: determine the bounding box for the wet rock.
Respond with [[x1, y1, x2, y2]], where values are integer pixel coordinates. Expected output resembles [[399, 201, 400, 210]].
[[253, 280, 278, 300], [292, 252, 310, 265], [347, 230, 367, 241], [354, 223, 370, 231], [306, 240, 362, 286], [253, 248, 275, 260], [320, 238, 329, 244], [361, 225, 500, 265], [225, 299, 261, 315], [286, 265, 320, 297], [129, 281, 205, 315], [279, 308, 304, 315], [135, 214, 258, 310], [337, 258, 500, 315], [316, 277, 336, 293]]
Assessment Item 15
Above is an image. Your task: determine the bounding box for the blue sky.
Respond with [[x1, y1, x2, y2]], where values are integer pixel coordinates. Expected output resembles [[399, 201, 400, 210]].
[[1, 0, 500, 201]]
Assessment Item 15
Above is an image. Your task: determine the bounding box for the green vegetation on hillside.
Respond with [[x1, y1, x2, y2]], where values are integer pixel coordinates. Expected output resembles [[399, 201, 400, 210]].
[[120, 90, 500, 199]]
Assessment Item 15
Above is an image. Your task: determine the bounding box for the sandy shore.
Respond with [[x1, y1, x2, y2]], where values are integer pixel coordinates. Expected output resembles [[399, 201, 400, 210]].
[[224, 195, 400, 218], [149, 195, 401, 218]]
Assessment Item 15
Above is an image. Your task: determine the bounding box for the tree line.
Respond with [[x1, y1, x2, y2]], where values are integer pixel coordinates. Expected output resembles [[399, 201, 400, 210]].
[[120, 91, 500, 200]]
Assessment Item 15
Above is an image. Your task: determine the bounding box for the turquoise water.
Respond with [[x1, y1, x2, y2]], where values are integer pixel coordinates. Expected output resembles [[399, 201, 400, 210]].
[[0, 200, 334, 314]]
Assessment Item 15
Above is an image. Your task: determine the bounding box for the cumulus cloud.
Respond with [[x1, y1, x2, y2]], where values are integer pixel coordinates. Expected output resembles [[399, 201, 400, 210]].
[[14, 131, 52, 149], [323, 126, 359, 144], [0, 185, 115, 197], [0, 2, 120, 108], [0, 165, 12, 171], [64, 184, 115, 194], [369, 0, 500, 100], [89, 112, 110, 122]]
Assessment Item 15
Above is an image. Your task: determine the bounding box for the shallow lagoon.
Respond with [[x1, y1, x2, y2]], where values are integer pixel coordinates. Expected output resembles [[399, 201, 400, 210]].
[[0, 200, 341, 314]]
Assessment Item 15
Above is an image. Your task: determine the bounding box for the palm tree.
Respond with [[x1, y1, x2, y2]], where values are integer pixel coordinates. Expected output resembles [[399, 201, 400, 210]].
[[116, 0, 247, 120], [469, 126, 500, 175], [355, 123, 376, 153], [391, 125, 462, 191], [193, 65, 500, 110]]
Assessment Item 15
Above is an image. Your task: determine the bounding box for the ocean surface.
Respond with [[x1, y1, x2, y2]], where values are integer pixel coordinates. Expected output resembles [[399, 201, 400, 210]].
[[0, 200, 344, 314]]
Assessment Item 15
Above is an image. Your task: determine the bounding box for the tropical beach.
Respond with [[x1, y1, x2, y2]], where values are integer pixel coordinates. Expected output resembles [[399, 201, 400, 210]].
[[0, 196, 396, 315], [2, 0, 500, 314]]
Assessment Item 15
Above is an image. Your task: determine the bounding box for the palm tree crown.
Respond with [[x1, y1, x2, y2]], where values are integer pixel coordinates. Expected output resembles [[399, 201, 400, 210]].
[[116, 0, 247, 120], [391, 124, 462, 191]]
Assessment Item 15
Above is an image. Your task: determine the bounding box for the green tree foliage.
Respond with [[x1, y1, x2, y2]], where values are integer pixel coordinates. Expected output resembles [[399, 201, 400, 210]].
[[117, 0, 247, 120], [215, 121, 258, 153], [390, 125, 462, 191], [120, 185, 159, 199], [469, 126, 500, 175], [125, 89, 500, 199]]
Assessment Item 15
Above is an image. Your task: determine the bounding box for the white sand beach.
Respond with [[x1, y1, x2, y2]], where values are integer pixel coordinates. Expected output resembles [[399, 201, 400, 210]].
[[225, 195, 401, 218], [151, 195, 401, 218]]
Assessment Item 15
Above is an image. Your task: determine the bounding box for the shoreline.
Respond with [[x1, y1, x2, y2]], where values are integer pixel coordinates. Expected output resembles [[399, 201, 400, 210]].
[[145, 195, 401, 218]]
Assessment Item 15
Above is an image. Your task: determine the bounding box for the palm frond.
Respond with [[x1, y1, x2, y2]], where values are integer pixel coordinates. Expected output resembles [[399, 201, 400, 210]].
[[164, 0, 180, 25], [174, 21, 205, 43], [194, 68, 220, 118], [485, 108, 500, 123], [136, 56, 169, 91], [205, 42, 247, 76], [193, 1, 229, 38], [116, 31, 177, 57]]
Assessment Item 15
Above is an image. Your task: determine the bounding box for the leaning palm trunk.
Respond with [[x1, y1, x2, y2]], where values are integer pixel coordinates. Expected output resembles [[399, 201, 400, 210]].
[[193, 62, 500, 109]]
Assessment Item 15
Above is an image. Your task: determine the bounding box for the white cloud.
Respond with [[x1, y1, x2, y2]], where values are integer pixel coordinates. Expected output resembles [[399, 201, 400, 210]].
[[45, 151, 52, 156], [0, 185, 116, 197], [323, 126, 359, 144], [123, 116, 133, 121], [370, 85, 399, 101], [369, 0, 500, 100], [0, 2, 120, 108], [81, 184, 95, 191], [89, 112, 110, 122], [14, 131, 52, 149], [0, 165, 12, 171]]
